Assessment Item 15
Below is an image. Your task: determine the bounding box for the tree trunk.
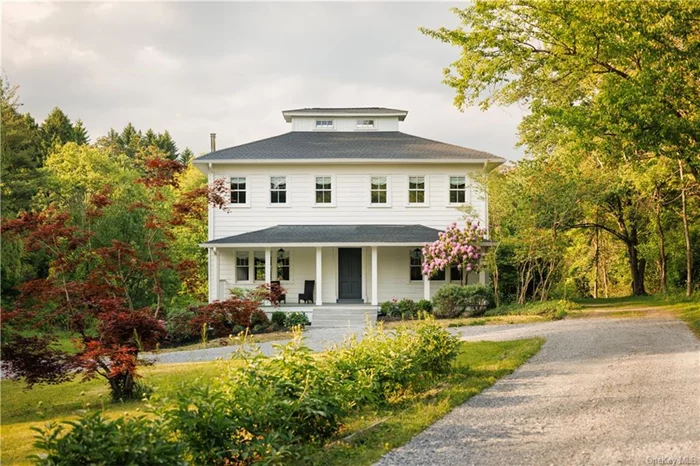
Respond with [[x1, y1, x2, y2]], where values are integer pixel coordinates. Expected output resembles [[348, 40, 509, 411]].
[[594, 225, 599, 298], [679, 161, 693, 296], [653, 186, 667, 294], [626, 243, 647, 296]]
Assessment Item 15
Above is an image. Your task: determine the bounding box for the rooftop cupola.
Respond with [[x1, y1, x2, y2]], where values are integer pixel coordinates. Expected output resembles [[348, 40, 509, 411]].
[[281, 107, 408, 132]]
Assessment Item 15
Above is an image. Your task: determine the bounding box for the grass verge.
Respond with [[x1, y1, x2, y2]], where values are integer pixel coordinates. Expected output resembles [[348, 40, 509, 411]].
[[1, 339, 543, 465], [294, 338, 544, 465], [574, 294, 700, 338]]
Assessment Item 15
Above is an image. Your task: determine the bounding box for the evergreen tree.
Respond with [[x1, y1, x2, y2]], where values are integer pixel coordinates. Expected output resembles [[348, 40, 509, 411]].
[[155, 130, 179, 160], [72, 119, 90, 145], [179, 147, 194, 165], [40, 107, 74, 157], [118, 123, 142, 158]]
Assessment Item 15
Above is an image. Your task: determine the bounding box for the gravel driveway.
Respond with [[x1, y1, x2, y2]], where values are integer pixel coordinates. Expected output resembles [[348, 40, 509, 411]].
[[377, 315, 700, 466]]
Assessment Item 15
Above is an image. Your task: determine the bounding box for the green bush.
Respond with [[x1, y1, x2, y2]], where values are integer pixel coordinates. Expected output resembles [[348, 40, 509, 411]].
[[164, 307, 196, 344], [395, 299, 416, 319], [416, 299, 433, 314], [31, 411, 186, 466], [285, 312, 310, 328], [432, 285, 466, 318], [250, 309, 270, 328], [461, 285, 495, 317], [380, 300, 398, 316], [271, 311, 287, 327], [433, 285, 494, 318]]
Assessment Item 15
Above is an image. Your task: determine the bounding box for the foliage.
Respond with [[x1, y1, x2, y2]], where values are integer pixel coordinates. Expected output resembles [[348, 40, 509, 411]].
[[380, 299, 399, 317], [415, 299, 433, 314], [485, 300, 580, 320], [395, 298, 416, 319], [422, 219, 486, 285], [164, 307, 197, 345], [433, 284, 494, 318], [284, 312, 310, 328], [187, 298, 262, 338], [31, 411, 186, 466], [271, 311, 287, 327], [250, 309, 270, 329], [249, 282, 288, 307]]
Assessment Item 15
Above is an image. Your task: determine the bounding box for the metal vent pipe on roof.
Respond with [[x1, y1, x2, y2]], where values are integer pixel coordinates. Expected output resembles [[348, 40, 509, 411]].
[[210, 133, 216, 152]]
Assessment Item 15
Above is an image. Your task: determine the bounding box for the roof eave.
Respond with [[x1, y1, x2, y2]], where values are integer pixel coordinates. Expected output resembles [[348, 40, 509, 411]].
[[282, 111, 408, 122], [193, 157, 506, 165]]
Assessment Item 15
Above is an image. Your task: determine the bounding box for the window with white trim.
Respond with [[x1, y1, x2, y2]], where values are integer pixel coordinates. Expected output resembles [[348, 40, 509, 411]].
[[277, 249, 290, 281], [408, 176, 426, 204], [449, 176, 467, 204], [315, 120, 334, 129], [236, 251, 250, 281], [315, 176, 332, 204], [410, 248, 423, 281], [371, 176, 388, 204], [357, 119, 375, 129], [270, 176, 287, 204], [254, 251, 266, 281], [230, 177, 247, 204], [450, 266, 463, 282]]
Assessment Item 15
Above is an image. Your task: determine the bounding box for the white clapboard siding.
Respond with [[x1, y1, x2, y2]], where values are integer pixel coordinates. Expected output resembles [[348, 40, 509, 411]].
[[212, 163, 487, 239]]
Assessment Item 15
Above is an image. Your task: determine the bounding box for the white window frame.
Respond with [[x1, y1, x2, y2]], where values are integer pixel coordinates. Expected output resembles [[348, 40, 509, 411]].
[[314, 119, 335, 130], [268, 175, 290, 207], [407, 175, 429, 207], [228, 176, 250, 208], [235, 250, 252, 283], [276, 248, 292, 282], [409, 248, 423, 282], [368, 175, 391, 207], [253, 250, 266, 282], [356, 119, 376, 129], [447, 175, 469, 206], [313, 175, 336, 207]]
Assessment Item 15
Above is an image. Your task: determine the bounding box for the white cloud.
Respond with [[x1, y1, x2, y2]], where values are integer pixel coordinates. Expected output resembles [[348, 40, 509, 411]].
[[1, 2, 525, 160]]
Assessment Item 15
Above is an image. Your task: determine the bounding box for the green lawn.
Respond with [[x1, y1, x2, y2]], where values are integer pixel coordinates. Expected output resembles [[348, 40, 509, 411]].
[[574, 294, 700, 338], [1, 339, 543, 465]]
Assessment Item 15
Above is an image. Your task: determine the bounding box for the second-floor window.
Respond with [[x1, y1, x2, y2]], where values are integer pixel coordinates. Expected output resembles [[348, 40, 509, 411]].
[[315, 176, 332, 204], [270, 176, 287, 204], [449, 176, 467, 204], [315, 120, 334, 129], [371, 176, 388, 204], [357, 119, 375, 129], [408, 176, 426, 204], [230, 177, 247, 204]]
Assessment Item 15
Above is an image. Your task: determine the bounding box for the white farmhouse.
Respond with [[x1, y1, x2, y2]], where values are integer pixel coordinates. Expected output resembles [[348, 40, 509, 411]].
[[193, 108, 504, 325]]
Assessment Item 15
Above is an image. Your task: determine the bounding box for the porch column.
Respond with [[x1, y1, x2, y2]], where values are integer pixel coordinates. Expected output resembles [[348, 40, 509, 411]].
[[212, 247, 220, 302], [423, 272, 430, 300], [264, 247, 271, 283], [315, 247, 323, 305], [371, 246, 378, 306]]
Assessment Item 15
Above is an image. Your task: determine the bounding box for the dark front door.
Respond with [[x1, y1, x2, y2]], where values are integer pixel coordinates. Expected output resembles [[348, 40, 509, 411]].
[[338, 248, 362, 301]]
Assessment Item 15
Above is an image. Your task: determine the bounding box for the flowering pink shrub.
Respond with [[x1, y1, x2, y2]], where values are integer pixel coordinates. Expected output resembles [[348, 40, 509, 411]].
[[422, 219, 486, 285]]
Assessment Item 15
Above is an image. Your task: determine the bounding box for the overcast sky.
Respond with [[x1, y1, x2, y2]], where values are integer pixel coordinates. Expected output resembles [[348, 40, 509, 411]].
[[2, 2, 525, 160]]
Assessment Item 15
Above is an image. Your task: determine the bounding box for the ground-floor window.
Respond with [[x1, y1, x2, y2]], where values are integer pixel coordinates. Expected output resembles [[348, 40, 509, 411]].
[[236, 251, 250, 281], [277, 249, 290, 281], [410, 248, 423, 281], [450, 266, 462, 282], [254, 251, 266, 280]]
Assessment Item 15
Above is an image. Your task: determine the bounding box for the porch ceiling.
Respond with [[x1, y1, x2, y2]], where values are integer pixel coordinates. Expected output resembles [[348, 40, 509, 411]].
[[202, 224, 442, 247]]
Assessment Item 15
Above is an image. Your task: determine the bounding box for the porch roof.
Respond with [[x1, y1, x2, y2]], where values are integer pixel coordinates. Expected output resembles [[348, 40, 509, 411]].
[[203, 224, 442, 247]]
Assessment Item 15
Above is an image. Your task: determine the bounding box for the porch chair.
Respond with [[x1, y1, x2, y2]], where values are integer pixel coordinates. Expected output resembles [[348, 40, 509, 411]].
[[271, 280, 286, 304], [298, 280, 315, 304]]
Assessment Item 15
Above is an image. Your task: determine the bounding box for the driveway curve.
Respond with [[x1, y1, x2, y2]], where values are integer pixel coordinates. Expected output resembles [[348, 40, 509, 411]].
[[376, 315, 700, 466]]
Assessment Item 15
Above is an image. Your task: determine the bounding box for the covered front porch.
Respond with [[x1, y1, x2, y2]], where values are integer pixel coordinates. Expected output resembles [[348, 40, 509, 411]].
[[203, 224, 487, 307]]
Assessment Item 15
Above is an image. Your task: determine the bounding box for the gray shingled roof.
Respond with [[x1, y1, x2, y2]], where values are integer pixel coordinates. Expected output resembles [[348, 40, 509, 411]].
[[283, 107, 407, 114], [203, 224, 442, 245], [194, 131, 503, 162]]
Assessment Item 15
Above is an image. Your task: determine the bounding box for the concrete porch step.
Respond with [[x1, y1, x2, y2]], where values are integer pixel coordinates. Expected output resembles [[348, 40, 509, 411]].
[[311, 307, 378, 328]]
